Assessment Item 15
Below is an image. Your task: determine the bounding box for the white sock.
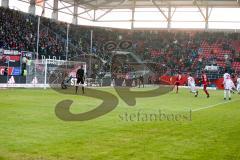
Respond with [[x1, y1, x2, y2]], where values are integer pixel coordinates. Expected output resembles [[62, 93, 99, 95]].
[[228, 90, 231, 98]]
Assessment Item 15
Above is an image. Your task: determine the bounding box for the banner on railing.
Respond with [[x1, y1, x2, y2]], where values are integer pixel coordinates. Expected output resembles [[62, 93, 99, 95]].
[[0, 55, 21, 67], [0, 48, 3, 55], [3, 50, 20, 55], [0, 66, 21, 75], [21, 51, 35, 60]]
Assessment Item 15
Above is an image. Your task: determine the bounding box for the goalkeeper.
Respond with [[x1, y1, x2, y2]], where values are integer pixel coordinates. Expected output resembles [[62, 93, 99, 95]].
[[75, 65, 85, 94]]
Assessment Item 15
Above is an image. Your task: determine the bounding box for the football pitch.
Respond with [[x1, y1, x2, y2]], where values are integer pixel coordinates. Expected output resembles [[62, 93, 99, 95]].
[[0, 87, 240, 160]]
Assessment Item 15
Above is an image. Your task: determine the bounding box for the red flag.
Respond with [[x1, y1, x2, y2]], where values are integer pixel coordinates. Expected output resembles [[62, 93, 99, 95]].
[[35, 0, 44, 6]]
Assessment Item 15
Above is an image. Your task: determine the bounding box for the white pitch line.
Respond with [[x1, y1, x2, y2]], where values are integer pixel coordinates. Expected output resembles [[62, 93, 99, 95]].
[[192, 99, 239, 112]]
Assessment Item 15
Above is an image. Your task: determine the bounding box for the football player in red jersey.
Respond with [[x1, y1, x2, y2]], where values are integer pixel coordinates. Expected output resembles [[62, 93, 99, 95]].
[[174, 72, 181, 93], [202, 70, 210, 98]]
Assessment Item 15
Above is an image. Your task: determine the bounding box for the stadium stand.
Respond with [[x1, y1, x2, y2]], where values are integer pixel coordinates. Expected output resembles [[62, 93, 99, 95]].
[[0, 7, 240, 82]]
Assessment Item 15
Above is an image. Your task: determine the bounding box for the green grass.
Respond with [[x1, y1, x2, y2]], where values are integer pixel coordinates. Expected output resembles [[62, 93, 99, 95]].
[[0, 87, 240, 160]]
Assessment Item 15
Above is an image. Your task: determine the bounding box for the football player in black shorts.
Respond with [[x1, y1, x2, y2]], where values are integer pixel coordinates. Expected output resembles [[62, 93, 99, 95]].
[[139, 74, 144, 88], [75, 65, 85, 94]]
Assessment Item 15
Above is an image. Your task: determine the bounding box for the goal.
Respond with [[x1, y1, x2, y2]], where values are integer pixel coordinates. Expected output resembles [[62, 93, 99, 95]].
[[26, 59, 86, 89]]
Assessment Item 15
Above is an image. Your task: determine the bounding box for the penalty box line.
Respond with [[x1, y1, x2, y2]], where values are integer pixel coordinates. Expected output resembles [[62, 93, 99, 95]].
[[192, 99, 240, 112]]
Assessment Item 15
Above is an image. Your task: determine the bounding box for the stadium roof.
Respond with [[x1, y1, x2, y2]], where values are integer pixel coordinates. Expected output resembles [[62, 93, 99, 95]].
[[63, 0, 240, 9], [5, 0, 240, 29]]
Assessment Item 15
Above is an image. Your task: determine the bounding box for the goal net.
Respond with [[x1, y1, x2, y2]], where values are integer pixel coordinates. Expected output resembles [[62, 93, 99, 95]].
[[26, 59, 86, 89]]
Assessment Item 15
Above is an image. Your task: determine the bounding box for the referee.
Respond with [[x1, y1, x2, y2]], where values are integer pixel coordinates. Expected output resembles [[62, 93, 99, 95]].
[[75, 65, 85, 94]]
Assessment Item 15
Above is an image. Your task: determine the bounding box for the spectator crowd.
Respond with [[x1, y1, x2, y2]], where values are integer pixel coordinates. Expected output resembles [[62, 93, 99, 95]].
[[1, 7, 240, 79]]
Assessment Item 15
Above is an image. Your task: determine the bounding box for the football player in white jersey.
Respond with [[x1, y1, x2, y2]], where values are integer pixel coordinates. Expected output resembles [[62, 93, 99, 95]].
[[187, 73, 198, 97], [223, 70, 234, 100], [237, 75, 240, 94]]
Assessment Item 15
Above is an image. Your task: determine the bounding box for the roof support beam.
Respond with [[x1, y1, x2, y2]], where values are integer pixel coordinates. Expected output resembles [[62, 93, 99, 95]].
[[95, 0, 127, 21], [131, 0, 136, 29], [1, 0, 9, 8], [72, 0, 78, 25], [95, 9, 113, 21], [194, 0, 206, 20], [171, 7, 176, 18], [205, 6, 209, 30], [193, 0, 211, 30], [59, 1, 74, 14], [52, 0, 58, 20], [28, 0, 36, 15], [152, 0, 168, 21], [80, 0, 96, 6], [82, 0, 119, 10], [58, 4, 74, 10], [86, 10, 93, 20], [167, 5, 171, 29], [93, 9, 96, 21], [78, 9, 92, 16]]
